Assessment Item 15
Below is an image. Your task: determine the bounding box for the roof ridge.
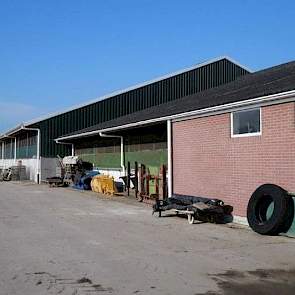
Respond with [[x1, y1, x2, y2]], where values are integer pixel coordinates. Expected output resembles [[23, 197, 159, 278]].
[[21, 56, 249, 127]]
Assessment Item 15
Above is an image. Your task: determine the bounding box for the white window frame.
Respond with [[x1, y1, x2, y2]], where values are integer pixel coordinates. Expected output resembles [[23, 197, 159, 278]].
[[231, 107, 262, 138]]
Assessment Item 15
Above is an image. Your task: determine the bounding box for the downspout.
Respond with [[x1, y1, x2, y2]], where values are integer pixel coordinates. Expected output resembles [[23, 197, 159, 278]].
[[21, 126, 41, 184], [14, 137, 17, 162], [55, 139, 75, 157], [167, 120, 173, 198], [1, 141, 4, 167], [1, 141, 4, 159], [99, 132, 125, 174]]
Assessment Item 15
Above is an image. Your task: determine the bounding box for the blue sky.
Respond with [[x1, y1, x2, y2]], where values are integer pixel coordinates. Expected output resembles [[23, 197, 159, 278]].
[[0, 0, 295, 133]]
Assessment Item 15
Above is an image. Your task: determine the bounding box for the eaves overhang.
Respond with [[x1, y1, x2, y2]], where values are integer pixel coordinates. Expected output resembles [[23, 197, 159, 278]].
[[0, 124, 40, 140], [0, 124, 24, 140], [55, 89, 295, 143]]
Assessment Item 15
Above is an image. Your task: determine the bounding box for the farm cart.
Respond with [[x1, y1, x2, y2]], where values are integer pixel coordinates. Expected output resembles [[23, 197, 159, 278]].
[[153, 194, 233, 225]]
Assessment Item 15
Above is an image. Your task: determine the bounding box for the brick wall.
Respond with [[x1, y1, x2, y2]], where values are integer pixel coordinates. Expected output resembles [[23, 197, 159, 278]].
[[172, 102, 295, 217]]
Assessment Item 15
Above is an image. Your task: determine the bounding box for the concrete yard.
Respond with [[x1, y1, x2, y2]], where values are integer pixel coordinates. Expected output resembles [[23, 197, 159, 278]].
[[1, 183, 295, 295]]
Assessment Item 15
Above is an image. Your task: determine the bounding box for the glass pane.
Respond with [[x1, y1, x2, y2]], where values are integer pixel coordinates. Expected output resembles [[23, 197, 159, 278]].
[[233, 109, 260, 135]]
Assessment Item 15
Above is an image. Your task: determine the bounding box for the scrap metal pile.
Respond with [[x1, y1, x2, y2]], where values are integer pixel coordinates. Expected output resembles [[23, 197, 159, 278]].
[[153, 194, 233, 224]]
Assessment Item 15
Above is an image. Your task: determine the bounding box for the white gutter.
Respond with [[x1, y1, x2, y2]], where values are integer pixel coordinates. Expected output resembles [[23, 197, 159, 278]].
[[55, 139, 75, 156], [55, 89, 295, 142], [98, 132, 125, 174], [167, 120, 173, 198], [20, 126, 41, 184]]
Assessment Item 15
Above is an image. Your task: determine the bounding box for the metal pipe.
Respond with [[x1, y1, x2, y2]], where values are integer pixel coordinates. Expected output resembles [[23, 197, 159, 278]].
[[0, 141, 4, 168], [167, 119, 173, 198], [99, 132, 125, 174], [20, 126, 41, 184], [55, 139, 75, 157], [26, 132, 29, 158], [14, 137, 17, 162], [1, 141, 4, 160]]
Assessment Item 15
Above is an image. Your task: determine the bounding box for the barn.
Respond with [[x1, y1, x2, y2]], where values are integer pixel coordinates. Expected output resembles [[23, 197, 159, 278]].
[[57, 60, 295, 221], [0, 57, 249, 183], [2, 56, 295, 222]]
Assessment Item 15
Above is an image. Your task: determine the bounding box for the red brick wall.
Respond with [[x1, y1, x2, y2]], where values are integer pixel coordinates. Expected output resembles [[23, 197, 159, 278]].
[[172, 102, 295, 217]]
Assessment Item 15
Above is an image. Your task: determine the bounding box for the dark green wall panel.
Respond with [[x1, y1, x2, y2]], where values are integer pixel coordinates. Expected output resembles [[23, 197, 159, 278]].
[[29, 59, 249, 157], [75, 124, 167, 168]]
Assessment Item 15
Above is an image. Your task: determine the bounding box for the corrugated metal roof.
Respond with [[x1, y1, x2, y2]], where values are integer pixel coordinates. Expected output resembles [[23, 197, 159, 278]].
[[56, 60, 295, 140], [0, 56, 250, 157], [22, 56, 250, 126]]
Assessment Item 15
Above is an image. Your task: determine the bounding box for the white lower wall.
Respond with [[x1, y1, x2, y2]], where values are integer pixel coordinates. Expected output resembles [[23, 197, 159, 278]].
[[0, 158, 40, 182]]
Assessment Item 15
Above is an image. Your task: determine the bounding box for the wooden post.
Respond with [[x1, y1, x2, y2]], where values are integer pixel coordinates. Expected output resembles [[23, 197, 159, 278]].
[[127, 161, 131, 196], [155, 176, 159, 197], [159, 165, 167, 200], [162, 165, 167, 200], [146, 168, 150, 197], [135, 161, 138, 199], [140, 164, 146, 197], [138, 164, 142, 195]]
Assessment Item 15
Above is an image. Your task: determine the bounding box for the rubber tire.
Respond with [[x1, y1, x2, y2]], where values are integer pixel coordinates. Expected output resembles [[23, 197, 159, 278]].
[[277, 195, 294, 233], [247, 184, 289, 235]]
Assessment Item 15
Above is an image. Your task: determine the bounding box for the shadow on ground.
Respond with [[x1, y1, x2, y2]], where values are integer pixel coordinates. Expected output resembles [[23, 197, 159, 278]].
[[196, 269, 295, 295]]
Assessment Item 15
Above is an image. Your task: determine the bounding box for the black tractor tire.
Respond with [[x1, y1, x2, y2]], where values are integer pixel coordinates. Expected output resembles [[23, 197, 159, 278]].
[[247, 184, 290, 235], [277, 195, 295, 233]]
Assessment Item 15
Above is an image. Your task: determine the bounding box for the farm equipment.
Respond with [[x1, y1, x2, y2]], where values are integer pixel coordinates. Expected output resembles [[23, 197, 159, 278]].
[[46, 156, 93, 187]]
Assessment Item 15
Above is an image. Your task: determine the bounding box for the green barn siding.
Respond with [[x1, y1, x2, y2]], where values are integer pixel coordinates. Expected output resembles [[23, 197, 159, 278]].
[[76, 149, 167, 169], [29, 59, 249, 157], [78, 152, 121, 168], [75, 125, 167, 169], [125, 150, 167, 168]]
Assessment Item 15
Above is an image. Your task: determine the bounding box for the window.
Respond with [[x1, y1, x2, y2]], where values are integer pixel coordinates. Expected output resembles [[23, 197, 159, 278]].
[[231, 108, 261, 137]]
